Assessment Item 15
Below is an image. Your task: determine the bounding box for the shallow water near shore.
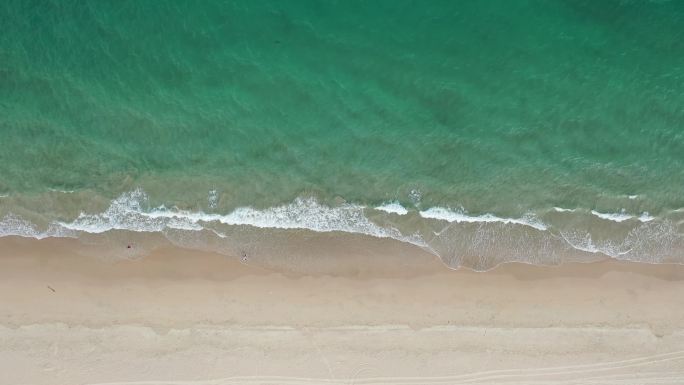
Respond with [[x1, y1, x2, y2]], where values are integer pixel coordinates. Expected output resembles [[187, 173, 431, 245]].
[[1, 0, 684, 269], [1, 188, 683, 271]]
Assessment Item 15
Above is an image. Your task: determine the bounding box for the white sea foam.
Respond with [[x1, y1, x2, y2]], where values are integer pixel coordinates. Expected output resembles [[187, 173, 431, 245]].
[[58, 190, 205, 233], [560, 219, 684, 262], [559, 231, 600, 254], [56, 189, 425, 247], [419, 207, 547, 231], [559, 230, 633, 258], [48, 188, 75, 193], [590, 209, 654, 223], [375, 201, 409, 215], [553, 207, 576, 213], [0, 214, 76, 239], [0, 214, 42, 238], [591, 209, 632, 222], [628, 195, 638, 200]]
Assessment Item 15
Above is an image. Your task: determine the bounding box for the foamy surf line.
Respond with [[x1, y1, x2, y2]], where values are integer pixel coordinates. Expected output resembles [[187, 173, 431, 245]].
[[591, 210, 654, 223], [554, 207, 655, 222], [2, 189, 683, 269], [419, 207, 547, 231], [44, 189, 425, 247], [0, 190, 549, 249], [0, 189, 667, 241], [0, 214, 77, 240], [375, 201, 409, 215]]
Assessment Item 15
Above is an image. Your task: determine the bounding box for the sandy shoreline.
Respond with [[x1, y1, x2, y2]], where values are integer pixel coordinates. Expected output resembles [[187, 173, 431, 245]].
[[1, 236, 684, 384]]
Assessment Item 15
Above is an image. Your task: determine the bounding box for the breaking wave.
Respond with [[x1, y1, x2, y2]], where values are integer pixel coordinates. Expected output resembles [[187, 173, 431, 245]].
[[419, 207, 547, 231], [1, 189, 683, 270]]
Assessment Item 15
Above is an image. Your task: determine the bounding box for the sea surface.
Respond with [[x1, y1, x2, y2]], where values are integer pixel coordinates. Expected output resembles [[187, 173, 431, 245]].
[[1, 0, 684, 269]]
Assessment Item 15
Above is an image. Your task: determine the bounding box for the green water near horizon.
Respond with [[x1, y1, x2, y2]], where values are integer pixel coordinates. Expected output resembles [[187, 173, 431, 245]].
[[1, 0, 684, 217]]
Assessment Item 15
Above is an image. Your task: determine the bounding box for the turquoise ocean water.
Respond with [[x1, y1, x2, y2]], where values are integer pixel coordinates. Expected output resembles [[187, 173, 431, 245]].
[[1, 0, 683, 269]]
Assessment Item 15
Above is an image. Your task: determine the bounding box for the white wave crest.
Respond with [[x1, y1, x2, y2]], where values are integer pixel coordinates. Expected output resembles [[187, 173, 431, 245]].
[[590, 209, 654, 223], [58, 189, 205, 233], [419, 207, 547, 231], [48, 188, 75, 194], [56, 189, 425, 246], [591, 209, 632, 222], [638, 212, 655, 222], [374, 201, 409, 215], [553, 207, 576, 213]]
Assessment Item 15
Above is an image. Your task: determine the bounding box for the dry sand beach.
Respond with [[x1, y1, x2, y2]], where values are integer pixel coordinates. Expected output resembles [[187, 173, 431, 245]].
[[1, 236, 684, 385]]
